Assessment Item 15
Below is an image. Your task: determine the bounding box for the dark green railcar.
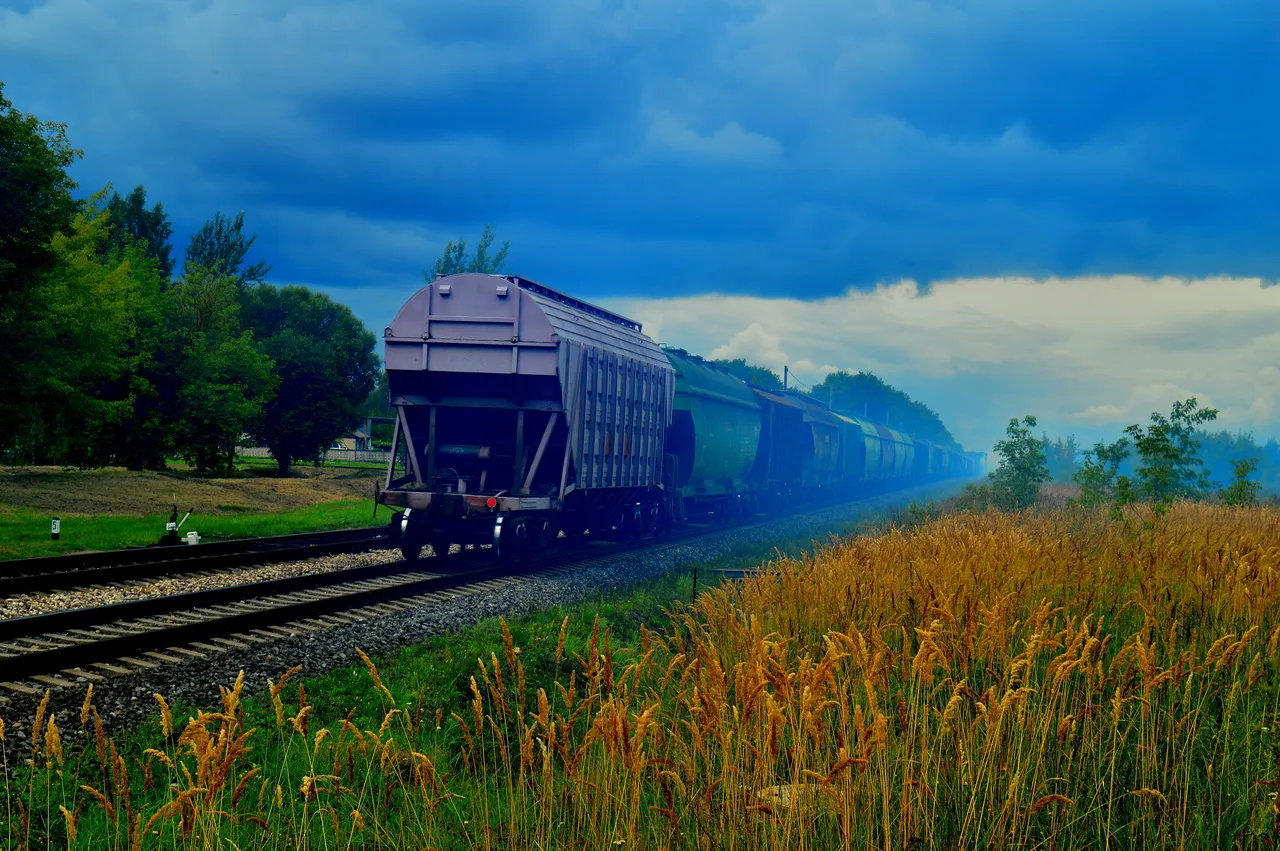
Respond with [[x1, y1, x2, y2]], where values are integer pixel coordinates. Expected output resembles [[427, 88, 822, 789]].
[[664, 349, 761, 517]]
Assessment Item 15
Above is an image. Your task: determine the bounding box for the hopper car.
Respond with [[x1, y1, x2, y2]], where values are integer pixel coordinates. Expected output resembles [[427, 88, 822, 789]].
[[377, 273, 984, 561]]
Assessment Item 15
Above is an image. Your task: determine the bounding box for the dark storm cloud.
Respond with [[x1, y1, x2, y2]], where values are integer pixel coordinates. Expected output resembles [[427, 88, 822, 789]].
[[1, 0, 1277, 323]]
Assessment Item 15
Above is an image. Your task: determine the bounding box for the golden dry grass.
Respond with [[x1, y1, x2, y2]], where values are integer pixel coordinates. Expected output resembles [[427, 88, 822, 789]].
[[8, 501, 1280, 849]]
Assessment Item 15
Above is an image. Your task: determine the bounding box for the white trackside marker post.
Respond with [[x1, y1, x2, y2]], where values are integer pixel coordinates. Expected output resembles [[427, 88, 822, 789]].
[[51, 517, 60, 540]]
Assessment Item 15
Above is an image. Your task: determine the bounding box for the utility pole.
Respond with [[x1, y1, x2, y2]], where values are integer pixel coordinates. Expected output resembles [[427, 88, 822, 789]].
[[783, 365, 788, 390]]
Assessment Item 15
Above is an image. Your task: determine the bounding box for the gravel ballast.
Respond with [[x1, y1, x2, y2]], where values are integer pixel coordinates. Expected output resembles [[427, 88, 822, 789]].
[[0, 482, 967, 750], [0, 550, 401, 620]]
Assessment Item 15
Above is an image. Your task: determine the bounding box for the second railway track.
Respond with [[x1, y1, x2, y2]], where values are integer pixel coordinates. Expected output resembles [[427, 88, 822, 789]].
[[0, 512, 770, 688], [0, 481, 962, 694], [0, 526, 394, 597], [0, 529, 697, 688]]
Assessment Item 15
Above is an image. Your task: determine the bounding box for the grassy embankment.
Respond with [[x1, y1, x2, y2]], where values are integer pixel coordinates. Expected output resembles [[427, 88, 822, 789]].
[[0, 465, 391, 560], [9, 497, 1280, 848], [0, 501, 396, 561]]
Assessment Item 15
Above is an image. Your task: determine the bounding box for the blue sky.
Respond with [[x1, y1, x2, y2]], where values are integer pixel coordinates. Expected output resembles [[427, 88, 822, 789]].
[[3, 0, 1278, 454]]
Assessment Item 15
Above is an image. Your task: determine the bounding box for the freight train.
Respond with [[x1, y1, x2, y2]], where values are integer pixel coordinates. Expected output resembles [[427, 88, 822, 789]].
[[377, 273, 984, 561]]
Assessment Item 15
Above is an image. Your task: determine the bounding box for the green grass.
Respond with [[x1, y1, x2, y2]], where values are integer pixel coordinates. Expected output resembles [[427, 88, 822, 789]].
[[1, 503, 903, 849], [235, 455, 390, 472], [0, 499, 396, 561]]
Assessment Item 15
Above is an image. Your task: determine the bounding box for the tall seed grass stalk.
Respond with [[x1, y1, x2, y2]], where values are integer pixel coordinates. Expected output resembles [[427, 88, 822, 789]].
[[5, 502, 1280, 848]]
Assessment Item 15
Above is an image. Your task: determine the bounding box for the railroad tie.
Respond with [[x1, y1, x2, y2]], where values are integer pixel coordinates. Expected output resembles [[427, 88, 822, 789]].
[[61, 668, 107, 682], [0, 681, 44, 695], [90, 662, 135, 676]]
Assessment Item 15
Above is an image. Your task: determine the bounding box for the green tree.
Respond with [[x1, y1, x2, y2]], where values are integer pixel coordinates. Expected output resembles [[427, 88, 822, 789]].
[[103, 184, 174, 279], [363, 369, 391, 418], [165, 267, 276, 472], [0, 83, 83, 442], [3, 191, 151, 464], [184, 211, 271, 287], [362, 369, 396, 447], [1043, 434, 1080, 483], [240, 285, 379, 473], [811, 370, 957, 446], [1194, 429, 1275, 494], [1123, 397, 1219, 511], [988, 415, 1051, 510], [1071, 438, 1131, 507], [428, 224, 510, 278], [1220, 458, 1261, 507], [710, 358, 782, 389]]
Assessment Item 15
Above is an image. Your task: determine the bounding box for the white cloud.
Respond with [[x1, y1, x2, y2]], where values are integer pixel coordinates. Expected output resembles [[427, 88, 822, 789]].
[[645, 111, 783, 162], [603, 275, 1280, 453], [708, 323, 786, 367]]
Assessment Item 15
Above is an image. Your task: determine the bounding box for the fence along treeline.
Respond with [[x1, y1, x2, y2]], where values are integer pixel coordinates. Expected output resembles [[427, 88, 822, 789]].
[[0, 84, 378, 473]]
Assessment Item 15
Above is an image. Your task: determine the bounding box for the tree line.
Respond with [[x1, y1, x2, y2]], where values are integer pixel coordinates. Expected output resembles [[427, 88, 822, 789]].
[[972, 397, 1266, 514], [1044, 429, 1280, 496], [0, 84, 378, 474]]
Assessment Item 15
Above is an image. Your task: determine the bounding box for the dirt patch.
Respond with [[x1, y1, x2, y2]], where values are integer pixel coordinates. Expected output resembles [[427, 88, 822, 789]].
[[0, 466, 384, 516]]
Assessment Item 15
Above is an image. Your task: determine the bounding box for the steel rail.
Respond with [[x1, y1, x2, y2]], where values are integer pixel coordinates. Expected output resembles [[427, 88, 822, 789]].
[[0, 534, 667, 683], [0, 564, 503, 682], [0, 526, 393, 597], [0, 479, 966, 686]]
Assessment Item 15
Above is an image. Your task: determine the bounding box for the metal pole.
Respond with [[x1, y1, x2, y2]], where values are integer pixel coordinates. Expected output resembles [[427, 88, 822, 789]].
[[523, 412, 559, 494], [783, 365, 788, 390], [427, 406, 437, 485], [513, 409, 526, 491]]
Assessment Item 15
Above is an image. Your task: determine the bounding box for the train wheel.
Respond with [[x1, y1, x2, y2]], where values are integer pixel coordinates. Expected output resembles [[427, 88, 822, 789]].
[[430, 538, 453, 559], [533, 519, 553, 551], [623, 507, 642, 541], [397, 509, 426, 563], [494, 515, 530, 563], [646, 505, 661, 537]]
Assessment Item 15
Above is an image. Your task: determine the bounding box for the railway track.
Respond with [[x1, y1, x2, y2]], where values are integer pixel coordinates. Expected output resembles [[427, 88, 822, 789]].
[[0, 480, 960, 694], [0, 526, 393, 597], [0, 529, 685, 689]]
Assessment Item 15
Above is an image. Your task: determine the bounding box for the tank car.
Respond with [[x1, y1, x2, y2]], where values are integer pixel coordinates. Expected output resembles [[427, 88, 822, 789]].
[[378, 274, 673, 560], [663, 349, 760, 522]]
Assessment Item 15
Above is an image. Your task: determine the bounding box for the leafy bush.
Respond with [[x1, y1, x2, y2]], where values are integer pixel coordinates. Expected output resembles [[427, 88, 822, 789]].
[[1220, 457, 1262, 507], [987, 415, 1051, 510], [953, 482, 995, 513], [1071, 437, 1131, 507], [1122, 398, 1219, 508]]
